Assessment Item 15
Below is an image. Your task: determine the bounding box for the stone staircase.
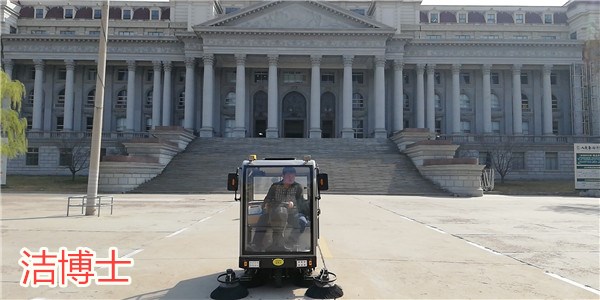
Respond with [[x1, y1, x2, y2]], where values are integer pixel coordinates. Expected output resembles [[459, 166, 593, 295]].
[[132, 138, 448, 195]]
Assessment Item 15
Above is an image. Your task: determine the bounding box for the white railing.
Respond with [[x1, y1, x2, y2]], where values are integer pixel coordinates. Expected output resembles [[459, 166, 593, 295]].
[[438, 134, 600, 145]]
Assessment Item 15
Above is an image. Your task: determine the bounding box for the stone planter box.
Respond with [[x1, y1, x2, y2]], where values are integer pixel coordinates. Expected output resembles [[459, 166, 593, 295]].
[[150, 126, 195, 150], [98, 159, 164, 193], [419, 160, 485, 197], [404, 141, 460, 166], [390, 128, 434, 151], [122, 139, 180, 165]]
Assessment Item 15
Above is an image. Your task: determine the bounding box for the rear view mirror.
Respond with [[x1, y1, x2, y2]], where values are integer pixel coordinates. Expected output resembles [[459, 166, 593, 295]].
[[317, 173, 329, 191], [227, 173, 239, 191]]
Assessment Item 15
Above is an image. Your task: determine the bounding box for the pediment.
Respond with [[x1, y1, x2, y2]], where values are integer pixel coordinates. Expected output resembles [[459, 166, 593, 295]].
[[195, 1, 394, 33]]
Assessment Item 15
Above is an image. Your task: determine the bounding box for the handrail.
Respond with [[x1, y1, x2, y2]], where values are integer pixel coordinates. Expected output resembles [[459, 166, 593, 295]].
[[438, 134, 600, 145]]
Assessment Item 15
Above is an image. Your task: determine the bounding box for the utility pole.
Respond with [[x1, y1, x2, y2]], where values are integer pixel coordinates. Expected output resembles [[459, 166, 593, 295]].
[[86, 0, 109, 215]]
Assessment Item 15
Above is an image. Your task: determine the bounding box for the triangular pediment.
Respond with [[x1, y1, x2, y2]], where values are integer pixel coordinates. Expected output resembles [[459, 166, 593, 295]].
[[195, 1, 394, 33]]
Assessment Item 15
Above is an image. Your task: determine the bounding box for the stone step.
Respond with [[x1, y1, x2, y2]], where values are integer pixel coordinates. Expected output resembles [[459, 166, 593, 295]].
[[132, 138, 448, 195]]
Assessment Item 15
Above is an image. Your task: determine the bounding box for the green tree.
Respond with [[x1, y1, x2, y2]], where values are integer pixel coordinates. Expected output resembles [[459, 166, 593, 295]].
[[1, 70, 28, 158]]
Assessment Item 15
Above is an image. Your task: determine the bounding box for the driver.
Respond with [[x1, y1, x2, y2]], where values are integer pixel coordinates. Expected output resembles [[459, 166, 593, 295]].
[[251, 167, 307, 251]]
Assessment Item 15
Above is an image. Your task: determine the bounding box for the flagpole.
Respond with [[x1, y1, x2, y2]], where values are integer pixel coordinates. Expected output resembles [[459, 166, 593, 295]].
[[86, 0, 109, 215]]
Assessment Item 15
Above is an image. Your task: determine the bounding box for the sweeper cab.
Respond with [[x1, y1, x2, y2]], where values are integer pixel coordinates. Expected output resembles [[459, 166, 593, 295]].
[[210, 155, 343, 300]]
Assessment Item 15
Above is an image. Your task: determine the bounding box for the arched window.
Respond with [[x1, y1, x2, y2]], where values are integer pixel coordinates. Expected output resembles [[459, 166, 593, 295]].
[[434, 94, 442, 110], [460, 94, 471, 110], [115, 90, 127, 109], [87, 89, 95, 108], [352, 93, 364, 110], [177, 91, 185, 110], [491, 94, 501, 110], [521, 94, 529, 111], [404, 93, 410, 111], [552, 94, 558, 110], [145, 90, 153, 109], [225, 92, 235, 106], [56, 89, 65, 107]]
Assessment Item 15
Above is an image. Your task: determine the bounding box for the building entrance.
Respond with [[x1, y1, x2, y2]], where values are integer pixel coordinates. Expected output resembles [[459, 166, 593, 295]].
[[281, 91, 307, 138]]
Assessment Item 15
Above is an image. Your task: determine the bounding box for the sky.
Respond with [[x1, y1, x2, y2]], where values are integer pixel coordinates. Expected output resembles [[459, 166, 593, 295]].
[[420, 0, 570, 6]]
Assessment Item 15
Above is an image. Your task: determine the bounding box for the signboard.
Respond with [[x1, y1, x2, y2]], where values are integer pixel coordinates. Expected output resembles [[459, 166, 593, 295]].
[[574, 143, 600, 190]]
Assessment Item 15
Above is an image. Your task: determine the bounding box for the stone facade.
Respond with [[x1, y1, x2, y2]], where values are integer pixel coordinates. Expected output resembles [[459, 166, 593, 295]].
[[1, 0, 599, 180]]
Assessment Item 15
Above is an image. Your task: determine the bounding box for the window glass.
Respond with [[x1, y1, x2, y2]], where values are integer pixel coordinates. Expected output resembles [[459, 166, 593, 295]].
[[434, 94, 442, 110], [93, 9, 101, 19], [353, 119, 364, 138], [59, 148, 72, 166], [321, 73, 334, 84], [460, 94, 471, 110], [242, 165, 311, 253], [352, 72, 364, 84], [520, 73, 528, 85], [254, 71, 268, 83], [352, 93, 364, 110], [225, 92, 236, 106], [122, 9, 132, 20], [515, 13, 524, 24], [35, 8, 44, 19], [116, 117, 126, 132], [64, 8, 74, 19], [115, 90, 127, 109], [430, 12, 439, 23], [545, 152, 558, 170], [544, 13, 553, 24], [458, 12, 467, 23], [150, 9, 160, 20], [521, 94, 529, 111], [461, 120, 471, 133], [26, 148, 39, 165], [178, 91, 185, 110], [486, 13, 496, 23], [492, 121, 501, 134], [512, 152, 525, 170], [491, 94, 501, 111], [491, 72, 500, 85]]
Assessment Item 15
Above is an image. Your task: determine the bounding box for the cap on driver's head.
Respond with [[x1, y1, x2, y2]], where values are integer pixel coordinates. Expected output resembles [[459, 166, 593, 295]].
[[282, 167, 296, 175]]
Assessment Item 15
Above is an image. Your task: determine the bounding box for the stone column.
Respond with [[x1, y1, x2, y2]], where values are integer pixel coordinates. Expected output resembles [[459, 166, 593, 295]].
[[310, 55, 322, 138], [200, 54, 215, 137], [415, 63, 425, 128], [266, 54, 279, 138], [126, 60, 136, 131], [512, 64, 523, 134], [342, 55, 354, 138], [374, 56, 387, 138], [63, 59, 75, 131], [233, 54, 246, 138], [162, 61, 172, 126], [184, 57, 196, 130], [452, 64, 461, 133], [32, 59, 44, 131], [572, 64, 584, 135], [393, 60, 404, 132], [542, 64, 553, 135], [482, 64, 492, 133], [426, 64, 435, 133], [152, 61, 162, 128]]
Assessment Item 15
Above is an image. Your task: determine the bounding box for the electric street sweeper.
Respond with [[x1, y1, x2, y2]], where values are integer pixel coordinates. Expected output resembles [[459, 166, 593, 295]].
[[210, 155, 343, 299]]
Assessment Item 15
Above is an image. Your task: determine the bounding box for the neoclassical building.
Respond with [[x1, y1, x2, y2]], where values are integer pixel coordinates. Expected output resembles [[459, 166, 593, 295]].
[[1, 0, 599, 177]]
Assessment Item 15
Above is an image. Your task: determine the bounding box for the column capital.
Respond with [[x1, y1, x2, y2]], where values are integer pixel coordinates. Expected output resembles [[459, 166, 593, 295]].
[[163, 61, 172, 72], [185, 57, 196, 68], [267, 54, 279, 66], [374, 56, 386, 67], [64, 59, 75, 70], [426, 64, 436, 72], [416, 63, 425, 73], [203, 53, 215, 66], [342, 55, 354, 67], [393, 59, 404, 71], [33, 59, 44, 70], [452, 63, 461, 73], [153, 60, 162, 71], [482, 64, 492, 74], [127, 60, 136, 71], [543, 64, 553, 74], [512, 64, 522, 73], [235, 53, 246, 65], [310, 55, 322, 66]]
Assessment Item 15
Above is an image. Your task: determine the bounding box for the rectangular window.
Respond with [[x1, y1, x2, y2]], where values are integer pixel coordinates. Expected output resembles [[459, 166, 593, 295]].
[[429, 12, 439, 23], [486, 13, 496, 24], [492, 121, 501, 134], [553, 120, 559, 134], [545, 152, 558, 170], [461, 72, 471, 85], [31, 30, 47, 35], [352, 119, 364, 138], [435, 119, 442, 134], [59, 148, 72, 166], [522, 98, 529, 111], [544, 13, 553, 24], [254, 71, 268, 83], [146, 117, 152, 131], [350, 8, 365, 15], [116, 117, 126, 132], [89, 30, 100, 36], [93, 9, 102, 19], [512, 152, 525, 170], [178, 71, 185, 82], [352, 72, 364, 84], [26, 148, 39, 166], [570, 32, 577, 40], [122, 9, 132, 20], [521, 73, 528, 85], [87, 68, 97, 81], [117, 69, 127, 81], [64, 8, 74, 19], [86, 117, 93, 131], [58, 68, 67, 80], [26, 116, 33, 130], [514, 35, 529, 40], [225, 7, 240, 14], [150, 9, 160, 20], [146, 70, 153, 82], [458, 12, 467, 23], [226, 71, 236, 83], [522, 121, 529, 135], [56, 117, 64, 131], [434, 72, 441, 85], [552, 97, 558, 110], [461, 121, 471, 133], [491, 72, 500, 85], [426, 34, 442, 39], [321, 73, 334, 84], [283, 71, 305, 83], [482, 35, 500, 39], [403, 74, 410, 84], [35, 8, 44, 19], [515, 13, 524, 24], [550, 73, 557, 85], [118, 31, 135, 36], [147, 31, 163, 36], [59, 31, 75, 35], [542, 36, 557, 40], [456, 34, 471, 39]]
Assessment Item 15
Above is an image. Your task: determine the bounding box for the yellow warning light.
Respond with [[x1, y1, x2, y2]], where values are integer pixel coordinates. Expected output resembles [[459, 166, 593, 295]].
[[248, 154, 257, 161], [243, 261, 248, 267]]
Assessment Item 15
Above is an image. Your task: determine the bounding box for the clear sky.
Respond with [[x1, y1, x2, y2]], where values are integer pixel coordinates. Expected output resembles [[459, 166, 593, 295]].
[[421, 0, 570, 6]]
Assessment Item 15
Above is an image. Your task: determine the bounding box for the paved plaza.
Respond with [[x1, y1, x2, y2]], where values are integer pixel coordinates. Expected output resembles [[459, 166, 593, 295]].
[[1, 192, 599, 299]]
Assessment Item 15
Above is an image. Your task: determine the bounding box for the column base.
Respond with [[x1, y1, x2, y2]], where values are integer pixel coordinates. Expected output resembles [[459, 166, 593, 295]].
[[266, 128, 279, 138], [233, 128, 246, 138], [199, 127, 214, 137], [341, 128, 354, 139], [309, 129, 322, 139], [374, 129, 387, 139]]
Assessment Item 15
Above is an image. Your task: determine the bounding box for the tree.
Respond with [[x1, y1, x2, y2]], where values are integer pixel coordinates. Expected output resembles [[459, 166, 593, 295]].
[[59, 136, 90, 181], [0, 70, 28, 158], [487, 138, 516, 184]]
